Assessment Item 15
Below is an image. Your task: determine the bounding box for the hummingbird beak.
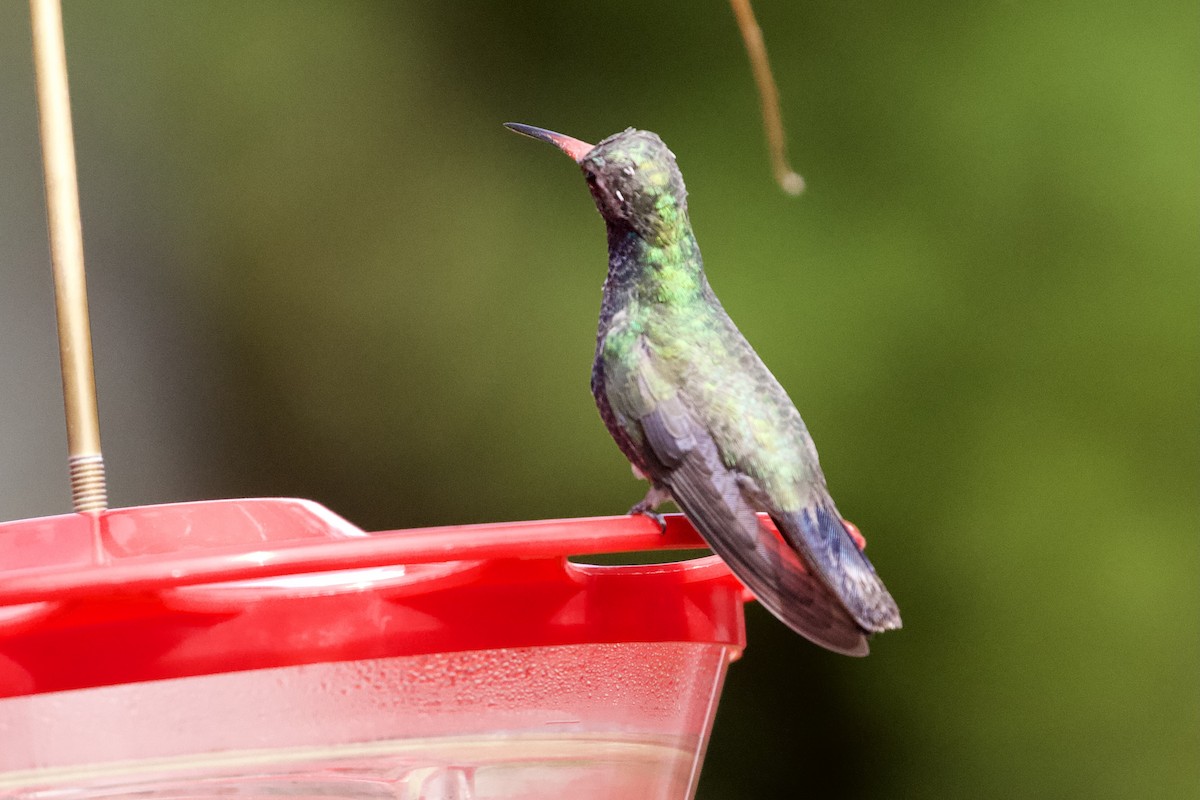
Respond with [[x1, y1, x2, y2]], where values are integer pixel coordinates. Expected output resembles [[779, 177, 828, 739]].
[[504, 122, 594, 162]]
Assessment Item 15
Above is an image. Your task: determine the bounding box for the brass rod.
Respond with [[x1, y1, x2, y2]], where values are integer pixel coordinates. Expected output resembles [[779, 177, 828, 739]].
[[730, 0, 805, 195], [29, 0, 107, 512]]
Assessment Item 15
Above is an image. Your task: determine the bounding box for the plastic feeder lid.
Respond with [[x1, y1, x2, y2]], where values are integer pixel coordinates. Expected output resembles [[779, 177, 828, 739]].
[[0, 498, 749, 699]]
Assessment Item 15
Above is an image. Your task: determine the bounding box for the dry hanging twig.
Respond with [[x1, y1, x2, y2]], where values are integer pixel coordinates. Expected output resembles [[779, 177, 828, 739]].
[[730, 0, 805, 195]]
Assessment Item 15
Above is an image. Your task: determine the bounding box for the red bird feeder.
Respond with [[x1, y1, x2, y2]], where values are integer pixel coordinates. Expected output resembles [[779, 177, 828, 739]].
[[0, 3, 869, 798], [0, 499, 747, 798]]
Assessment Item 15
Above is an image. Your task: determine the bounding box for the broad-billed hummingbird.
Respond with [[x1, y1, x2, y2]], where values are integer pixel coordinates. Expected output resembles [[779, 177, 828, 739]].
[[506, 123, 901, 655]]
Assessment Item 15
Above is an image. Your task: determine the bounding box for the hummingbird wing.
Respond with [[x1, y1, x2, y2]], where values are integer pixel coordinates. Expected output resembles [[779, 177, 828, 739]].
[[608, 346, 871, 655], [654, 296, 903, 636], [685, 312, 903, 635]]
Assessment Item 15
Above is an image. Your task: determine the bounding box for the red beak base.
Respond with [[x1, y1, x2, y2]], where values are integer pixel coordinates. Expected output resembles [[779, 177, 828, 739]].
[[504, 122, 595, 162]]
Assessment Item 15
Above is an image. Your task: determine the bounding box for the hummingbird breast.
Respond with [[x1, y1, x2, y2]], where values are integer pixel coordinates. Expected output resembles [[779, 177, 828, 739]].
[[590, 307, 655, 480]]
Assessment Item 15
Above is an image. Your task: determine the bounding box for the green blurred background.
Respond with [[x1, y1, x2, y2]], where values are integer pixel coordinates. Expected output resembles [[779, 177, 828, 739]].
[[1, 2, 1196, 797]]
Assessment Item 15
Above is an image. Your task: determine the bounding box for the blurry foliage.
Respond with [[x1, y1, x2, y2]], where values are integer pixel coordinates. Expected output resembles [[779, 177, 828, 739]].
[[0, 1, 1197, 798]]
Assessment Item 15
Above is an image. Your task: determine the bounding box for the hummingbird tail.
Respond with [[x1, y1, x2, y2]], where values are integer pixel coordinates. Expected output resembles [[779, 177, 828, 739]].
[[645, 419, 872, 655], [670, 474, 871, 655], [773, 499, 903, 634]]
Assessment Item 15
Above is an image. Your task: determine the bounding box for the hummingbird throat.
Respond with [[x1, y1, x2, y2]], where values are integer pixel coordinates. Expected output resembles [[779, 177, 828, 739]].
[[605, 225, 705, 309]]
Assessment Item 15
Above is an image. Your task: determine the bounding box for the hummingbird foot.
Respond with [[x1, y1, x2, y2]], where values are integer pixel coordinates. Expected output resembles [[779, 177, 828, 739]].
[[633, 509, 668, 533], [629, 485, 672, 534]]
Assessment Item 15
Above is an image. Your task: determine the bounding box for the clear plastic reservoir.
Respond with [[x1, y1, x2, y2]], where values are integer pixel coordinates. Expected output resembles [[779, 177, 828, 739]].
[[0, 642, 734, 800]]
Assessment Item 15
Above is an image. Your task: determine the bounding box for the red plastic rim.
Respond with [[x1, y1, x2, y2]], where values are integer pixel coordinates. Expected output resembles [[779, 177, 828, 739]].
[[0, 498, 748, 699]]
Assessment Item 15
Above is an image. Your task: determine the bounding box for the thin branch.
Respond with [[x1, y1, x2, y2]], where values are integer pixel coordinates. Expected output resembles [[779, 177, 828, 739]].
[[730, 0, 805, 195]]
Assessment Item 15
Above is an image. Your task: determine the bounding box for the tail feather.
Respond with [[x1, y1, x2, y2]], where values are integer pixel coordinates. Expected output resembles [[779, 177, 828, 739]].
[[632, 391, 880, 655], [663, 436, 872, 655], [773, 500, 902, 633]]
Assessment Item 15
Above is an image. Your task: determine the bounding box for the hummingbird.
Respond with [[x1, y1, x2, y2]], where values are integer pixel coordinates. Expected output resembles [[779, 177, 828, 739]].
[[505, 123, 901, 655]]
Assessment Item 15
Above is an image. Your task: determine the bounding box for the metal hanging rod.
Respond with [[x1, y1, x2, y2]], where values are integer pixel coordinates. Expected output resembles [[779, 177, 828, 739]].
[[29, 0, 107, 513]]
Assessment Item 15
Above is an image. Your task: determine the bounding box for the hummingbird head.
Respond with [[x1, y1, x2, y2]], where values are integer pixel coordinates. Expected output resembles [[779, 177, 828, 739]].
[[506, 124, 690, 246]]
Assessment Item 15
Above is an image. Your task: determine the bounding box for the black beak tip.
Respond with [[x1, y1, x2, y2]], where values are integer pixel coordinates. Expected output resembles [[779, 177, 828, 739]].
[[503, 122, 557, 143], [503, 122, 536, 137]]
